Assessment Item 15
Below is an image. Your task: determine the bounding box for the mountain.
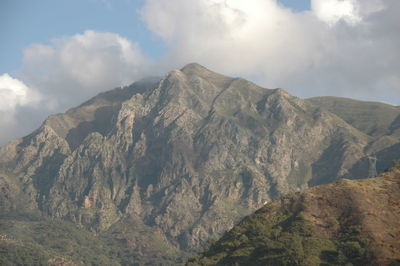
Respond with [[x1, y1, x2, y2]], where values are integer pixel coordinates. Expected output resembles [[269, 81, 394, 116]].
[[1, 63, 399, 263], [308, 96, 400, 177], [307, 96, 400, 138], [187, 163, 400, 265]]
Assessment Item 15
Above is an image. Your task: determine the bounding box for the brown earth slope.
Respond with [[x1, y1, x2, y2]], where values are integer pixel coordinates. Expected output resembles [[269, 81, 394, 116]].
[[188, 163, 400, 265]]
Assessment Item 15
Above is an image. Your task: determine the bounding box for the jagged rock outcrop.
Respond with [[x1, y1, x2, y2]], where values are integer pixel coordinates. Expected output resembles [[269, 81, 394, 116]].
[[1, 63, 399, 262]]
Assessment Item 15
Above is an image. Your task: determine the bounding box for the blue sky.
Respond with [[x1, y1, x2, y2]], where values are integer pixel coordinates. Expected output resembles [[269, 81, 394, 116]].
[[0, 0, 399, 145], [0, 0, 164, 74], [278, 0, 310, 11], [0, 0, 310, 75]]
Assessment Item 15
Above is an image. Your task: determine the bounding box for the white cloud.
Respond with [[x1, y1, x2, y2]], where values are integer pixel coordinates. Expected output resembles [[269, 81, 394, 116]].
[[311, 0, 361, 25], [21, 30, 151, 110], [0, 30, 151, 145], [0, 73, 38, 112], [141, 0, 323, 80], [1, 0, 399, 146], [140, 0, 400, 104], [0, 74, 41, 144]]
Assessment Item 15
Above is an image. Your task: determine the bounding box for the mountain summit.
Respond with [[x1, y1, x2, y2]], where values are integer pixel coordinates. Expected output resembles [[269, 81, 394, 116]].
[[1, 63, 399, 263]]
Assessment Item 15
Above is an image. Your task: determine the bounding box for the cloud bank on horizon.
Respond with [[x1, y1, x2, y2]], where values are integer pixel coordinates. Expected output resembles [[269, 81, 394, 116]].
[[0, 0, 399, 145]]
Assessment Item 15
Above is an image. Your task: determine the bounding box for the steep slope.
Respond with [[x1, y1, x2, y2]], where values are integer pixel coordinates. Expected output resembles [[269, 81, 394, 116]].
[[307, 96, 400, 137], [188, 163, 400, 266], [0, 63, 399, 263], [308, 96, 400, 175]]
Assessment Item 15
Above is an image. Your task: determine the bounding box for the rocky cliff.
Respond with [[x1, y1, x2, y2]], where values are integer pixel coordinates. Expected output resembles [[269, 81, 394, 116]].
[[1, 63, 399, 263]]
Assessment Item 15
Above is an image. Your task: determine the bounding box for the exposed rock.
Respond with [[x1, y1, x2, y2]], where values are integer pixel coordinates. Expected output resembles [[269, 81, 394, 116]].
[[1, 63, 399, 262]]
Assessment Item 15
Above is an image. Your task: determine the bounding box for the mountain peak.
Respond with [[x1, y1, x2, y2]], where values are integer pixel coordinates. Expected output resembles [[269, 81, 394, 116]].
[[180, 63, 227, 78], [1, 63, 400, 265], [180, 62, 209, 72], [273, 87, 289, 96], [178, 63, 234, 90]]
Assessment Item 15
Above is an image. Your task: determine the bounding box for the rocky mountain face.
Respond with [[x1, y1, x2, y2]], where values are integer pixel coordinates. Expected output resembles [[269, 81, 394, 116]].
[[188, 163, 400, 265], [1, 63, 399, 263], [307, 96, 400, 175]]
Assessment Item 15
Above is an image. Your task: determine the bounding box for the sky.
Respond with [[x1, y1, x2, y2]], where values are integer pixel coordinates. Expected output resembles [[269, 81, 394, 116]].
[[0, 0, 399, 145]]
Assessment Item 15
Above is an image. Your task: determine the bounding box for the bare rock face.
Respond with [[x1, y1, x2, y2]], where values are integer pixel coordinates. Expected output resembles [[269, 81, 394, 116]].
[[1, 63, 399, 261]]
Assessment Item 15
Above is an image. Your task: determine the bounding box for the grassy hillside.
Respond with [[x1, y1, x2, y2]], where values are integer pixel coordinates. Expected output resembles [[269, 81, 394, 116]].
[[187, 163, 400, 265], [0, 212, 182, 265]]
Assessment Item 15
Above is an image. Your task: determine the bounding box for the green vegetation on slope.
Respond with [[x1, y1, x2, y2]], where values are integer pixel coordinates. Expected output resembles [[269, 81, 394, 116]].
[[0, 212, 182, 265], [0, 213, 117, 265], [187, 163, 400, 266], [187, 211, 371, 265]]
